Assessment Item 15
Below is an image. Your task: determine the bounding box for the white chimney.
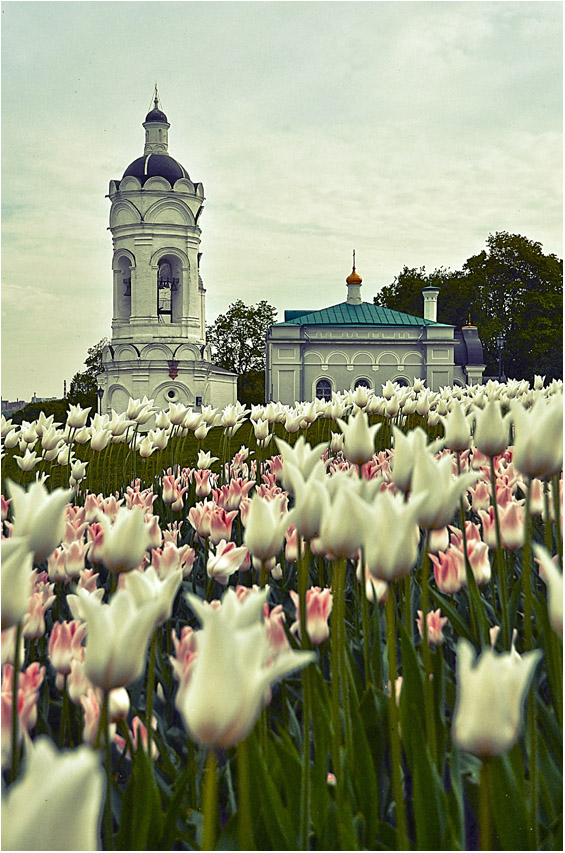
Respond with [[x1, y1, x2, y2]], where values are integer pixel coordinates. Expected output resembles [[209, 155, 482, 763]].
[[422, 286, 439, 322]]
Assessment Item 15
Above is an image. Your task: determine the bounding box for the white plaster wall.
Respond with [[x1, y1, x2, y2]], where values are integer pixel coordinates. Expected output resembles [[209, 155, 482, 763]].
[[266, 321, 476, 400]]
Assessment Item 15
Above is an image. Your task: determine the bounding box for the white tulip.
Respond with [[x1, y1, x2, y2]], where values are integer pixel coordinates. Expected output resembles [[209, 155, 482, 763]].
[[178, 589, 314, 748], [2, 736, 104, 851], [79, 588, 163, 690], [6, 478, 72, 563], [452, 639, 542, 757]]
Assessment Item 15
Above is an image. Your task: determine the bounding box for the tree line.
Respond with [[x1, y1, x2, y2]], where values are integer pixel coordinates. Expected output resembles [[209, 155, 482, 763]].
[[373, 232, 562, 382]]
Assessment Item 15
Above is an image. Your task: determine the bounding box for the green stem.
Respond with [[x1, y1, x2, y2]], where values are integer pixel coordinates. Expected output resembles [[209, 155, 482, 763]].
[[145, 629, 158, 757], [330, 558, 345, 821], [300, 664, 312, 849], [108, 573, 118, 596], [385, 585, 409, 850], [202, 749, 218, 851], [60, 675, 70, 748], [206, 577, 215, 601], [373, 599, 383, 691], [478, 758, 492, 851], [489, 455, 509, 646], [237, 737, 255, 851], [360, 554, 372, 687], [297, 537, 310, 649], [522, 479, 533, 651], [528, 691, 539, 850], [102, 690, 114, 850], [10, 622, 22, 782], [543, 483, 554, 552], [403, 571, 412, 641], [551, 474, 562, 567], [420, 532, 438, 764], [117, 718, 136, 760], [186, 736, 197, 806]]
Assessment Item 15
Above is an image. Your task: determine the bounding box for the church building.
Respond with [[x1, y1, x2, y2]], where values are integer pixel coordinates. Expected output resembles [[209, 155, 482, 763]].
[[98, 91, 237, 414], [266, 260, 485, 404]]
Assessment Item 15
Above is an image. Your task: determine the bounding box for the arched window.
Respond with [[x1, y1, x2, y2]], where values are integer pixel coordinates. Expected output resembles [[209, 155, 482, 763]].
[[394, 377, 410, 387], [354, 378, 371, 390], [316, 378, 332, 401], [116, 256, 132, 321], [157, 260, 178, 322]]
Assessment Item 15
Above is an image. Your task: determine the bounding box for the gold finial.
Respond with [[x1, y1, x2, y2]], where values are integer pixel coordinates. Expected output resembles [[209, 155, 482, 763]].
[[154, 82, 159, 109], [346, 250, 362, 285]]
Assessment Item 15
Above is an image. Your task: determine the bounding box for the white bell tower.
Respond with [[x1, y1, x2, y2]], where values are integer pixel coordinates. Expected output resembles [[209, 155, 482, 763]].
[[99, 88, 237, 414]]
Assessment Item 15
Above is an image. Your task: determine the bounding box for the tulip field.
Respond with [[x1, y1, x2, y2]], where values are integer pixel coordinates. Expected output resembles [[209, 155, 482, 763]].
[[1, 377, 562, 851]]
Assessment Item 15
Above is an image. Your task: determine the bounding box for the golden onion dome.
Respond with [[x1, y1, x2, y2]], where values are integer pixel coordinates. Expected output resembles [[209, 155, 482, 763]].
[[346, 266, 362, 285]]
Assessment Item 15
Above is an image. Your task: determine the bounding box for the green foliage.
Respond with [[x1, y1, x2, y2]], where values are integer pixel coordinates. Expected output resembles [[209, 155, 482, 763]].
[[68, 337, 109, 410], [374, 233, 563, 382], [9, 398, 69, 426], [207, 299, 276, 380], [238, 369, 266, 405]]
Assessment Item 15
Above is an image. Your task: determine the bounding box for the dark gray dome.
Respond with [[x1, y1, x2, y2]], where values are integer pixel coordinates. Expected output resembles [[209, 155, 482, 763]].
[[145, 107, 168, 123], [122, 154, 189, 186]]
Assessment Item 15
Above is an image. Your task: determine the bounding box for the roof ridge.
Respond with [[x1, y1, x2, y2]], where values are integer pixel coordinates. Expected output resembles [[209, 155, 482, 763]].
[[276, 300, 449, 327]]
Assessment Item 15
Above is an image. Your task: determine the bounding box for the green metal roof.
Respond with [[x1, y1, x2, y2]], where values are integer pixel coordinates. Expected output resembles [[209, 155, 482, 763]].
[[279, 301, 448, 327]]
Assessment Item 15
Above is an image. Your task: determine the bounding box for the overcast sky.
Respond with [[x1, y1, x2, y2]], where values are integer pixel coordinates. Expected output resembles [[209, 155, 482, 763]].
[[1, 0, 562, 401]]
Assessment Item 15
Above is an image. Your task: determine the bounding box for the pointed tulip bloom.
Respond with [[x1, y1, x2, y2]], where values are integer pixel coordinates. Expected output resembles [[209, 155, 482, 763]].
[[2, 736, 104, 851], [440, 401, 472, 452], [1, 537, 34, 630], [317, 487, 364, 561], [283, 462, 327, 540], [206, 540, 249, 584], [96, 505, 152, 574], [390, 426, 436, 493], [452, 639, 542, 757], [14, 448, 42, 472], [290, 586, 333, 645], [534, 545, 563, 636], [6, 478, 73, 564], [122, 565, 182, 627], [78, 588, 163, 690], [361, 491, 425, 581], [511, 395, 563, 479], [275, 435, 328, 491], [178, 590, 314, 748], [66, 404, 92, 430], [430, 548, 464, 594], [411, 452, 479, 530], [417, 609, 448, 645], [243, 494, 289, 564], [48, 620, 87, 675], [472, 400, 512, 458], [336, 410, 382, 466]]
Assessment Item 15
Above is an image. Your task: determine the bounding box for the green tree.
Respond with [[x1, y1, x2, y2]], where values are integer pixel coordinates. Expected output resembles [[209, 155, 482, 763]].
[[207, 300, 277, 404], [68, 338, 109, 410], [374, 234, 563, 382], [459, 233, 562, 380]]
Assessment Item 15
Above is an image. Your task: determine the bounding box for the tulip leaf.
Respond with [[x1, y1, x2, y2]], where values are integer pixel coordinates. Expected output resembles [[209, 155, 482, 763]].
[[507, 567, 524, 635], [489, 753, 531, 851], [429, 588, 475, 643], [158, 755, 201, 850], [246, 731, 296, 849], [399, 623, 449, 849], [349, 690, 380, 845], [115, 744, 163, 851], [359, 687, 391, 817]]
